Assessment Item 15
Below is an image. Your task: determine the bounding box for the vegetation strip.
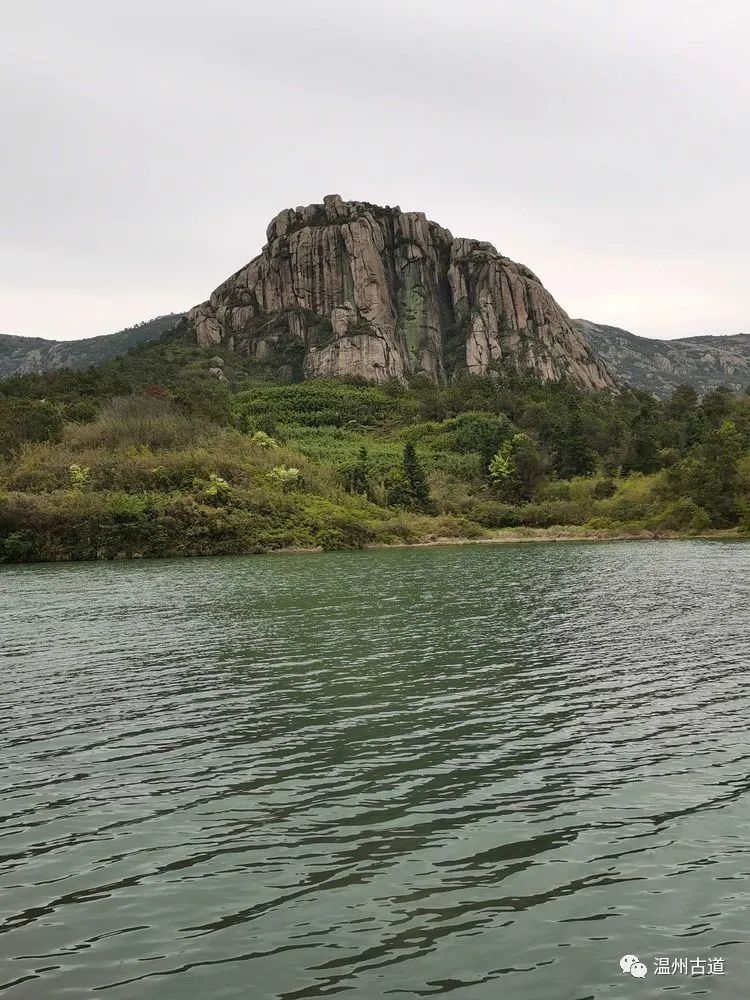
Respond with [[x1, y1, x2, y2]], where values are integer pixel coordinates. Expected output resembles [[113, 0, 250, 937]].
[[1, 334, 748, 563]]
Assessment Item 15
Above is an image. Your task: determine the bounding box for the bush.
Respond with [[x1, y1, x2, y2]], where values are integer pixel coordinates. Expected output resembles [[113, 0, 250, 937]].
[[250, 430, 278, 449], [468, 501, 522, 528], [489, 433, 545, 501], [428, 514, 484, 539], [71, 395, 208, 450], [592, 478, 617, 499], [197, 472, 232, 504], [339, 446, 373, 499], [584, 516, 618, 530], [0, 530, 35, 563], [0, 399, 63, 456], [103, 491, 153, 522], [514, 499, 591, 528], [404, 411, 512, 465], [647, 498, 711, 533], [68, 464, 90, 489], [267, 465, 303, 489], [385, 444, 432, 512]]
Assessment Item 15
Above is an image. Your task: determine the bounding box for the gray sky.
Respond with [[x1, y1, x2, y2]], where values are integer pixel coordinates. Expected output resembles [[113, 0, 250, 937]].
[[3, 0, 748, 342]]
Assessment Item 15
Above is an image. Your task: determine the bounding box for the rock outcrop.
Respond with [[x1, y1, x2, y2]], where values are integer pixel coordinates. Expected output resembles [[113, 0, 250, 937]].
[[576, 319, 750, 399], [188, 196, 615, 391]]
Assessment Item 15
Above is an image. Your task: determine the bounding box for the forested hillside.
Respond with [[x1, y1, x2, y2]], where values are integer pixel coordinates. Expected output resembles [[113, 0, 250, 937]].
[[1, 330, 748, 562]]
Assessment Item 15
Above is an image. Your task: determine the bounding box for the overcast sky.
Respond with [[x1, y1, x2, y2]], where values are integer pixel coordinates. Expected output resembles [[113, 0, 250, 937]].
[[3, 0, 749, 342]]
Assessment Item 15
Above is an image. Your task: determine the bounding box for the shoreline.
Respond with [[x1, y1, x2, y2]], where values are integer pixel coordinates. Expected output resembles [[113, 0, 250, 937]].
[[270, 526, 747, 557], [3, 527, 746, 568]]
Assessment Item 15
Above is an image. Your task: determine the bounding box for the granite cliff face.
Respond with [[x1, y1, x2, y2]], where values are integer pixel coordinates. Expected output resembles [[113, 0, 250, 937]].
[[188, 196, 615, 391], [576, 319, 750, 399]]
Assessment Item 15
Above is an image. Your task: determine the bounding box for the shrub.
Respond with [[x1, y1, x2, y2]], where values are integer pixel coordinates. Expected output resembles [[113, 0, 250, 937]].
[[404, 411, 512, 466], [315, 514, 375, 550], [542, 480, 572, 500], [250, 430, 278, 449], [489, 433, 544, 501], [468, 501, 522, 528], [70, 395, 207, 450], [0, 530, 35, 563], [68, 464, 91, 490], [385, 444, 432, 512], [428, 514, 484, 539], [738, 500, 750, 534], [647, 498, 711, 534], [514, 499, 591, 528], [403, 443, 431, 510], [372, 513, 422, 545], [584, 516, 617, 530], [62, 398, 99, 424], [592, 478, 617, 499], [103, 491, 153, 522], [339, 446, 374, 499], [267, 465, 302, 489], [0, 399, 63, 456], [197, 472, 232, 503]]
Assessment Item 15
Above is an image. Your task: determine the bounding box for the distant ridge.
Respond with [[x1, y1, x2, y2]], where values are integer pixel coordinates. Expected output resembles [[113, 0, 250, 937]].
[[0, 314, 185, 378], [575, 319, 750, 399]]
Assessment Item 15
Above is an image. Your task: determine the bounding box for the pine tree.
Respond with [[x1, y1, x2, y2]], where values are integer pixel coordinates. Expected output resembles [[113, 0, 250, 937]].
[[342, 446, 372, 497], [558, 400, 597, 478], [623, 403, 660, 474], [403, 442, 431, 511]]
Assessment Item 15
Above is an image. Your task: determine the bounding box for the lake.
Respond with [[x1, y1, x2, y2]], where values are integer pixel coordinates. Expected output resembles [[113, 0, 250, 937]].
[[1, 540, 749, 998]]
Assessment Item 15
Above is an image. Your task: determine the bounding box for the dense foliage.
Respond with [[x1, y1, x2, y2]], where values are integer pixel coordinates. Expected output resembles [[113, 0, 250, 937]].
[[1, 336, 748, 562]]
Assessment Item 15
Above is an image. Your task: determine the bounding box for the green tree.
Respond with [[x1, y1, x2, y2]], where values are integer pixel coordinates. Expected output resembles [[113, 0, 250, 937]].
[[489, 432, 544, 501], [554, 400, 597, 478], [385, 469, 414, 509], [667, 384, 699, 418], [403, 442, 431, 511], [488, 442, 515, 498], [341, 446, 373, 498], [623, 403, 660, 474], [667, 419, 744, 526], [386, 444, 431, 511], [450, 412, 511, 470], [701, 386, 734, 425]]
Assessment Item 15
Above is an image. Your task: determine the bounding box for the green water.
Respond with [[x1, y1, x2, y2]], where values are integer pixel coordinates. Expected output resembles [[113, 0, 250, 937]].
[[1, 541, 749, 998]]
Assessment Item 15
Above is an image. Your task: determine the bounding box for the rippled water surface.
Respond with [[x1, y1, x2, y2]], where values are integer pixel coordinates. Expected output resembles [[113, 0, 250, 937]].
[[2, 541, 750, 999]]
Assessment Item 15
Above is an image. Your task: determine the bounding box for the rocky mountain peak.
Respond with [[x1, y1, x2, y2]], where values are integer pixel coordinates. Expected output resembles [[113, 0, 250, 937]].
[[188, 197, 616, 390]]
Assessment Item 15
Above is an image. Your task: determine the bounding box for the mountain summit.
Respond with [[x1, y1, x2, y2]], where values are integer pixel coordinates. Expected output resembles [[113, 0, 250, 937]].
[[188, 195, 615, 391]]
